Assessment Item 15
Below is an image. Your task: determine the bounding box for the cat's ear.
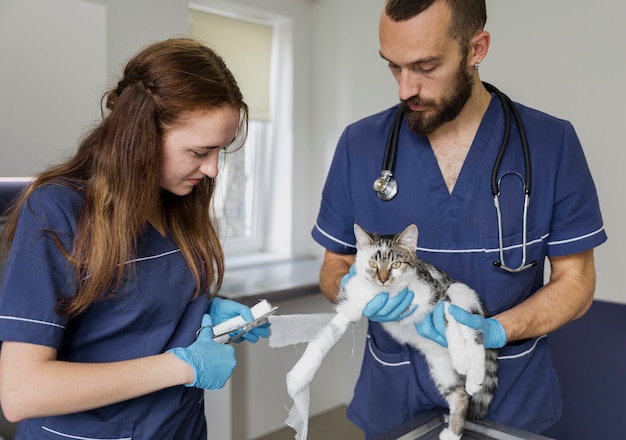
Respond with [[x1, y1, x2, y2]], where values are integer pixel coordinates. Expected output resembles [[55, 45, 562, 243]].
[[396, 224, 418, 252], [354, 224, 374, 248]]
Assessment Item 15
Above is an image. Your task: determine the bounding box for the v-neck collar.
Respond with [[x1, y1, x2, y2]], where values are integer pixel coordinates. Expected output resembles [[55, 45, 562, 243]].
[[407, 94, 503, 217]]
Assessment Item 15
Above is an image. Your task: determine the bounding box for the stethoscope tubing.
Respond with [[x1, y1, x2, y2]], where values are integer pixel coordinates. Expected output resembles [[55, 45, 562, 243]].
[[483, 82, 532, 197], [373, 82, 537, 272]]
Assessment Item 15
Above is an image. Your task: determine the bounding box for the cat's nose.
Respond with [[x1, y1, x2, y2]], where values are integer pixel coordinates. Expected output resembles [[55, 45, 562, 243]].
[[378, 270, 390, 284]]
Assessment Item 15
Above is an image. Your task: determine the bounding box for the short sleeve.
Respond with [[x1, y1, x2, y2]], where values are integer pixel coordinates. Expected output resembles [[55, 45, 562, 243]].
[[311, 126, 358, 254], [0, 185, 82, 347], [546, 121, 607, 256]]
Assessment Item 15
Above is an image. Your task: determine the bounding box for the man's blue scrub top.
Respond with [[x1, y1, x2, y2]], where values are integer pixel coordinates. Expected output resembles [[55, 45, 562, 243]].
[[312, 95, 607, 438], [0, 184, 210, 439]]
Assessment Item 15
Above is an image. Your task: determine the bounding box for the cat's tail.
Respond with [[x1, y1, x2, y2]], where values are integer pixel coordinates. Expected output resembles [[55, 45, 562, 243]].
[[468, 347, 499, 420]]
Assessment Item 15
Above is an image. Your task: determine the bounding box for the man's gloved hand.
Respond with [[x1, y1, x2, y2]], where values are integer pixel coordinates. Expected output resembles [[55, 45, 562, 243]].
[[416, 303, 507, 349], [339, 264, 358, 290], [416, 301, 448, 347], [448, 304, 507, 349], [208, 297, 270, 343], [363, 287, 416, 322], [340, 264, 416, 322], [168, 314, 236, 389]]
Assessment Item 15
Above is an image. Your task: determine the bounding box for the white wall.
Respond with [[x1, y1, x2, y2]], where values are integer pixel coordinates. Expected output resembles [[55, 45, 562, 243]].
[[481, 1, 624, 305], [308, 0, 624, 306], [0, 0, 106, 176], [1, 1, 621, 299], [0, 1, 624, 438]]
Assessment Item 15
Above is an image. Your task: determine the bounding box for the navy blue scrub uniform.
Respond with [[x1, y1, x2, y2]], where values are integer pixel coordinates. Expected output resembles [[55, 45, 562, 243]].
[[312, 95, 607, 438], [0, 184, 210, 439]]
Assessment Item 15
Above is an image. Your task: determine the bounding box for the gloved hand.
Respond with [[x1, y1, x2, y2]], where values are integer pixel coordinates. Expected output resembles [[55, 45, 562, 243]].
[[363, 287, 416, 322], [339, 264, 358, 290], [416, 301, 448, 347], [448, 304, 507, 349], [208, 297, 270, 343], [168, 314, 236, 389]]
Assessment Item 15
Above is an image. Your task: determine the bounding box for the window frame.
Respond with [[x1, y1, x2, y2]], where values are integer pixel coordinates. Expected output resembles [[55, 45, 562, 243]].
[[189, 2, 294, 263]]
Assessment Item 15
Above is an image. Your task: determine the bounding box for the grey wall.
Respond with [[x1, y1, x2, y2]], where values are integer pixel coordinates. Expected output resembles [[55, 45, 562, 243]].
[[0, 0, 106, 176], [3, 1, 620, 304], [309, 0, 624, 306], [0, 1, 624, 438]]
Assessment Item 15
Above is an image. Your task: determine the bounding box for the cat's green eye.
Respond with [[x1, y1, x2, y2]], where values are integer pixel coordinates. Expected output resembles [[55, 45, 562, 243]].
[[368, 261, 377, 269], [391, 261, 401, 269]]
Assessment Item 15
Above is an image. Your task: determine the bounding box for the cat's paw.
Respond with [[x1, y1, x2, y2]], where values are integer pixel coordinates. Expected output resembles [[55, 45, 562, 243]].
[[464, 378, 483, 396], [439, 427, 462, 440], [464, 363, 485, 396]]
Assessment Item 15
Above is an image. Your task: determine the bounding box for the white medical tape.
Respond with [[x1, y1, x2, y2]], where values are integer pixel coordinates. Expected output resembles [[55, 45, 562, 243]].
[[267, 313, 336, 348]]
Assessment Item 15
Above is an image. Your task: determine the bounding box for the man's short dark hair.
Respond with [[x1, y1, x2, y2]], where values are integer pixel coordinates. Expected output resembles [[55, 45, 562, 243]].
[[384, 0, 487, 48]]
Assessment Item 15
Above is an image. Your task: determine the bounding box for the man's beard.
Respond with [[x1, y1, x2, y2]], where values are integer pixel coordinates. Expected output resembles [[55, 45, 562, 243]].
[[403, 60, 474, 136]]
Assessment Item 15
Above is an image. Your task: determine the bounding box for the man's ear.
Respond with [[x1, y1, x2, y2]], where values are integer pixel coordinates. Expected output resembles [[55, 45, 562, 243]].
[[469, 30, 490, 66]]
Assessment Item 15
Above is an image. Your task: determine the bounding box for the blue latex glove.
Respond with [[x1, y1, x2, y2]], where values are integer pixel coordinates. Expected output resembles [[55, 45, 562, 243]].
[[339, 264, 357, 290], [363, 287, 416, 322], [168, 314, 236, 389], [208, 297, 270, 343], [416, 301, 448, 347], [448, 304, 507, 349]]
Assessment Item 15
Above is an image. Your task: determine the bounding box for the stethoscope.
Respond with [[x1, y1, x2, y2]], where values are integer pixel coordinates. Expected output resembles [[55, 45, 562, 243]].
[[373, 82, 537, 273]]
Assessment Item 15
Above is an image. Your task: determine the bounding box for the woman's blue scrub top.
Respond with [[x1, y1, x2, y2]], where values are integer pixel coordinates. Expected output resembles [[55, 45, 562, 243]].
[[312, 95, 607, 438], [0, 184, 209, 439]]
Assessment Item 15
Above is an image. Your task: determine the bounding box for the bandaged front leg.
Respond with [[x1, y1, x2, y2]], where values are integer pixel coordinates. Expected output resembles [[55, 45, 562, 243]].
[[285, 312, 352, 440], [276, 275, 374, 439]]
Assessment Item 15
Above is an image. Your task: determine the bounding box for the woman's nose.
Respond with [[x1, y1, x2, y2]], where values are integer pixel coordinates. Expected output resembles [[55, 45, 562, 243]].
[[198, 154, 219, 179]]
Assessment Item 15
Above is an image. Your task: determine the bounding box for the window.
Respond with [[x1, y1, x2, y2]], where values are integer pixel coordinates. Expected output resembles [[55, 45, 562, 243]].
[[189, 4, 293, 260]]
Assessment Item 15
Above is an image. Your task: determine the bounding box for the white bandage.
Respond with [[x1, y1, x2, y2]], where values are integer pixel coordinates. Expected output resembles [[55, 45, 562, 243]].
[[283, 312, 352, 440], [268, 313, 336, 348]]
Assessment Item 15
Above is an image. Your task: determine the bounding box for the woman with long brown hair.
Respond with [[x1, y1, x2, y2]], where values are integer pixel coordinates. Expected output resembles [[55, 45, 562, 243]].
[[0, 37, 267, 439]]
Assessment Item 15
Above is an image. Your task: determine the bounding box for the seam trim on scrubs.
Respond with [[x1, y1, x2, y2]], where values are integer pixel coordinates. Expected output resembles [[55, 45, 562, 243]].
[[497, 335, 546, 360], [547, 226, 605, 246], [0, 315, 65, 329], [418, 233, 550, 255], [42, 426, 132, 440], [126, 249, 181, 264], [366, 334, 411, 367], [314, 223, 357, 249], [82, 249, 182, 281]]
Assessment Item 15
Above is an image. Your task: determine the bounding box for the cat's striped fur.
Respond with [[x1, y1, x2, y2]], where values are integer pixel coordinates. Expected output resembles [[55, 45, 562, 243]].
[[347, 223, 498, 440]]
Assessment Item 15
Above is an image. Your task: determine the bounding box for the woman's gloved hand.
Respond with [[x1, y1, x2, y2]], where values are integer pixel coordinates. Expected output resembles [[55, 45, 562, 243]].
[[168, 314, 236, 389], [363, 287, 416, 322], [448, 304, 507, 349], [208, 297, 270, 343]]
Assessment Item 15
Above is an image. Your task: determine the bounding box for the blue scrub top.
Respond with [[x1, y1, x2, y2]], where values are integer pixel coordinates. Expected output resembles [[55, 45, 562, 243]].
[[0, 184, 210, 439], [312, 95, 607, 438]]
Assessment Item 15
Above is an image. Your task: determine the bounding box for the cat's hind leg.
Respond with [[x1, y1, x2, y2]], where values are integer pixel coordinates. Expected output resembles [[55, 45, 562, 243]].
[[444, 303, 485, 396], [439, 386, 468, 440], [422, 352, 468, 440], [443, 303, 469, 377]]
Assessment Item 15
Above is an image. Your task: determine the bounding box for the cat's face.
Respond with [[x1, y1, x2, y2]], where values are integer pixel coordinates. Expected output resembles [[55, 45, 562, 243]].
[[354, 224, 418, 287]]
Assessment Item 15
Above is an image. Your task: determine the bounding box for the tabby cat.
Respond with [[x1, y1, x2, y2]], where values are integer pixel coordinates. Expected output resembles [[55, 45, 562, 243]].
[[338, 224, 498, 440]]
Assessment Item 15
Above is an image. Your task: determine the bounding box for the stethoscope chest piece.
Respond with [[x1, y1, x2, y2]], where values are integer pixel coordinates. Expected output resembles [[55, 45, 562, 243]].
[[374, 83, 537, 273], [373, 105, 404, 201], [373, 170, 398, 201]]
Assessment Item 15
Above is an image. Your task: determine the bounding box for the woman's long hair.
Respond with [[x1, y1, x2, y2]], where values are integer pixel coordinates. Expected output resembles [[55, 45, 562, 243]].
[[0, 38, 248, 316]]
